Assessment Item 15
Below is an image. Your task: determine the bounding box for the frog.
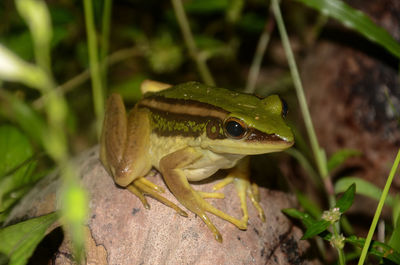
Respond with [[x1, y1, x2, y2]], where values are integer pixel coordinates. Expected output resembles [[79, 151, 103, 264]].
[[100, 80, 294, 242]]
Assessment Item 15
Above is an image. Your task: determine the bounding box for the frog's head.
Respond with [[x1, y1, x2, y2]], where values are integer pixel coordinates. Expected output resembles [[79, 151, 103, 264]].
[[145, 82, 294, 155], [201, 94, 294, 155]]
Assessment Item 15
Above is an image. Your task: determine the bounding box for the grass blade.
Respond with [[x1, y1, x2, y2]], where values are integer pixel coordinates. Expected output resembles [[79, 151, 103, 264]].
[[357, 149, 400, 265], [335, 177, 395, 207], [293, 0, 400, 58]]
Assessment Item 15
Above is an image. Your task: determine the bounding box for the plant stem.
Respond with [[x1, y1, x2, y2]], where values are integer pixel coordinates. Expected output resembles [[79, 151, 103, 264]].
[[338, 248, 346, 265], [83, 0, 105, 138], [332, 225, 346, 265], [244, 15, 274, 93], [100, 0, 113, 88], [357, 149, 400, 265], [285, 148, 321, 188], [271, 0, 329, 182], [171, 0, 215, 86]]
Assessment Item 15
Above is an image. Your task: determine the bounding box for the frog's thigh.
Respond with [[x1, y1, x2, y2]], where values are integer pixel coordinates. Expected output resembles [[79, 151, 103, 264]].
[[110, 105, 152, 186], [100, 94, 152, 186], [214, 157, 266, 224], [160, 147, 246, 243], [100, 93, 128, 177]]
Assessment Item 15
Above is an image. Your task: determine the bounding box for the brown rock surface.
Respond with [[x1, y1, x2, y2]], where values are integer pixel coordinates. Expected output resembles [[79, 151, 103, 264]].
[[6, 147, 318, 265], [299, 0, 400, 190]]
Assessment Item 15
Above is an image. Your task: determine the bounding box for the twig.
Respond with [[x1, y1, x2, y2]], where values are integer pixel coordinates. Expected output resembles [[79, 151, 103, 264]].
[[244, 14, 274, 93], [171, 0, 215, 86], [100, 0, 113, 87], [271, 0, 328, 181], [83, 0, 104, 137]]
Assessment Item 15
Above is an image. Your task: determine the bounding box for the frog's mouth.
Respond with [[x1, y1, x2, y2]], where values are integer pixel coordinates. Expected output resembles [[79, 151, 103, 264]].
[[202, 136, 294, 155], [245, 130, 291, 143]]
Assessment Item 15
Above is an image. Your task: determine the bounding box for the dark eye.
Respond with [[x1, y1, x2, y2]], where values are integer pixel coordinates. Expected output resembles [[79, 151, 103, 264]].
[[224, 118, 247, 139], [281, 98, 288, 118]]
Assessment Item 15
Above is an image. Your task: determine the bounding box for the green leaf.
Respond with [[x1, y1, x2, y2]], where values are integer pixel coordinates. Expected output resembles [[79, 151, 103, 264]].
[[226, 0, 244, 23], [0, 212, 59, 265], [334, 177, 395, 207], [0, 90, 47, 145], [16, 0, 52, 57], [389, 195, 400, 252], [286, 184, 355, 240], [238, 13, 266, 33], [393, 195, 400, 226], [282, 208, 316, 227], [194, 35, 236, 60], [286, 207, 400, 262], [2, 31, 34, 61], [49, 6, 75, 24], [0, 44, 50, 90], [0, 125, 33, 178], [184, 0, 229, 13], [0, 125, 41, 214], [292, 0, 400, 59], [346, 235, 400, 264], [335, 183, 355, 213], [147, 32, 183, 73], [389, 210, 400, 252], [0, 162, 37, 213], [110, 75, 147, 102], [295, 191, 322, 219], [51, 26, 69, 48], [283, 208, 332, 240], [327, 149, 361, 172], [302, 219, 330, 239]]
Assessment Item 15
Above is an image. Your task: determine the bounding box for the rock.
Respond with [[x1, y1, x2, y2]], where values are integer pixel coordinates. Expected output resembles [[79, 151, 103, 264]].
[[299, 0, 400, 190], [6, 147, 319, 265]]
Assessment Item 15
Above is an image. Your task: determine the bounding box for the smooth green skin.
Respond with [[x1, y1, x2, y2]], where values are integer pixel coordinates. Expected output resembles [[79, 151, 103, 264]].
[[101, 81, 294, 243], [145, 81, 294, 142]]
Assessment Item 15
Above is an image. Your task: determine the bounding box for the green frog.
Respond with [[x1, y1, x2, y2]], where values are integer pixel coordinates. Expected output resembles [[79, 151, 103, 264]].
[[100, 80, 294, 242]]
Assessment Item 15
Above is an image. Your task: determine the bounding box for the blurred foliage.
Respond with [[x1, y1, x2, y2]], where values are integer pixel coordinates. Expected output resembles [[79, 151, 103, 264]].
[[0, 212, 59, 265], [0, 125, 43, 223]]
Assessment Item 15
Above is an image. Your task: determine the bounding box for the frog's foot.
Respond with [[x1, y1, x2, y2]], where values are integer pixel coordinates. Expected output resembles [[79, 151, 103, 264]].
[[160, 148, 247, 243], [198, 191, 225, 199], [144, 168, 158, 179], [127, 177, 188, 217], [213, 157, 266, 225]]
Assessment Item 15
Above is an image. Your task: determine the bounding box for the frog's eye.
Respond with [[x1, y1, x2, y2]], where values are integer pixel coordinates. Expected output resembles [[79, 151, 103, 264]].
[[281, 98, 288, 118], [224, 117, 247, 139]]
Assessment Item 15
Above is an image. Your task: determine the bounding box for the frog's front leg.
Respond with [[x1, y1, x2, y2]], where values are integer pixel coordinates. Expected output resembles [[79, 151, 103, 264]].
[[213, 157, 266, 227], [100, 94, 186, 217], [159, 147, 246, 243]]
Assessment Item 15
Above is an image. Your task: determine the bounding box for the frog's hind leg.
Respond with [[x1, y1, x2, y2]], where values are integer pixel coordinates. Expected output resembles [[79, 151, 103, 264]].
[[100, 94, 152, 187], [160, 147, 247, 243], [213, 157, 266, 225], [101, 94, 186, 217], [130, 178, 187, 217]]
